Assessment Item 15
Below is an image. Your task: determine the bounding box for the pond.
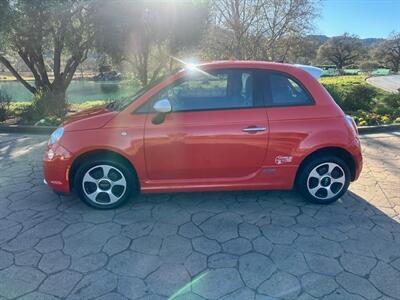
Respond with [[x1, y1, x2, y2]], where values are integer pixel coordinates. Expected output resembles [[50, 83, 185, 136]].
[[0, 80, 139, 103]]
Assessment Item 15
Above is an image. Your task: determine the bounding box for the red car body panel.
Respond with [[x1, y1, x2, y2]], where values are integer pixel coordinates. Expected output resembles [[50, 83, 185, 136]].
[[43, 61, 362, 194]]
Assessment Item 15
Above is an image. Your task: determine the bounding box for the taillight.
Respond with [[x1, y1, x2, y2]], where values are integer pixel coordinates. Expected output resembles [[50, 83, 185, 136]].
[[345, 115, 358, 136]]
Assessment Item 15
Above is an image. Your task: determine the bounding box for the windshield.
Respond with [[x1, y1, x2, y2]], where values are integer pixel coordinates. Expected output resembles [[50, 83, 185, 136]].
[[108, 69, 181, 111]]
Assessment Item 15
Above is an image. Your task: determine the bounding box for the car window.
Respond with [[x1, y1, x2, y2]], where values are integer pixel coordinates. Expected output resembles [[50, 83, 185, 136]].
[[267, 73, 313, 106], [149, 69, 254, 112]]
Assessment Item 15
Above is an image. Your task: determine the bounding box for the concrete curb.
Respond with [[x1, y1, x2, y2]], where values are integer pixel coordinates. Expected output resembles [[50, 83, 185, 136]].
[[358, 124, 400, 134], [0, 125, 56, 135], [0, 123, 399, 135]]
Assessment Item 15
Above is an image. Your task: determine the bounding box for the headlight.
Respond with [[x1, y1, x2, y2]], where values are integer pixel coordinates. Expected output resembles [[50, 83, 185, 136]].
[[48, 127, 64, 145]]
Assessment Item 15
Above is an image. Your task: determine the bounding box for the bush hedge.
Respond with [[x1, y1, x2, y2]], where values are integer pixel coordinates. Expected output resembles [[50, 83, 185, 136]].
[[321, 76, 400, 126]]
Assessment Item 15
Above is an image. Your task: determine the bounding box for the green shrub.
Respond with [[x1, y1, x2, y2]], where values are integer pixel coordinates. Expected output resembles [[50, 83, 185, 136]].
[[0, 90, 11, 122], [324, 83, 377, 112], [20, 91, 68, 124], [378, 93, 400, 116], [395, 117, 400, 123], [341, 85, 377, 112]]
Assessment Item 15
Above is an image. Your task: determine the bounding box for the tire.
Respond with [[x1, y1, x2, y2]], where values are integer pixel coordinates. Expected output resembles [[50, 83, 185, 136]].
[[74, 158, 137, 209], [296, 155, 351, 204]]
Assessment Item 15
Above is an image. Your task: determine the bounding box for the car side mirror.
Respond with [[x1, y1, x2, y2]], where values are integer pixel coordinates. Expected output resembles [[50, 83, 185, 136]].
[[153, 99, 172, 113], [152, 99, 172, 124]]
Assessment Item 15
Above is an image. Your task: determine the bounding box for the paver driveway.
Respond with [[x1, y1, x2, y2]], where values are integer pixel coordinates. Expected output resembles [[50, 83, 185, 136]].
[[0, 132, 399, 300]]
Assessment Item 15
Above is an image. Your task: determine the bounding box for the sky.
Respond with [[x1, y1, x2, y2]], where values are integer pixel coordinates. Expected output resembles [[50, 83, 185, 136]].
[[317, 0, 400, 38]]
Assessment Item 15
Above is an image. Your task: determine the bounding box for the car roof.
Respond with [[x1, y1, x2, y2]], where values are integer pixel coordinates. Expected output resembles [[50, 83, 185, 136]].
[[193, 60, 322, 79]]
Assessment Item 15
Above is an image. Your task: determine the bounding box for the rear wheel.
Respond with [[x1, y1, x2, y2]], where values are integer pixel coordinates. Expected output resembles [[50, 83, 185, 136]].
[[297, 156, 351, 204], [74, 158, 136, 209]]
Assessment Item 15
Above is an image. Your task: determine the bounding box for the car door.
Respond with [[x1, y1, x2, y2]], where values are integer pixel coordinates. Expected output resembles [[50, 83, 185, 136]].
[[143, 68, 269, 181], [261, 70, 317, 168]]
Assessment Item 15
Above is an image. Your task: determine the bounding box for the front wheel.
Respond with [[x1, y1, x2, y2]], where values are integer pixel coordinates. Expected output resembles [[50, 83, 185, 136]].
[[74, 159, 136, 209], [297, 156, 351, 204]]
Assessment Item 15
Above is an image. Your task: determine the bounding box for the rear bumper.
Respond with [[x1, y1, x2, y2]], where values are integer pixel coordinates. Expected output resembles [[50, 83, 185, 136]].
[[350, 137, 363, 181], [43, 143, 72, 193]]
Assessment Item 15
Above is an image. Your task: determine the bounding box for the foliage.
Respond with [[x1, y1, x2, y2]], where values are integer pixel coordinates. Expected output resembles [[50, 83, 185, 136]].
[[372, 32, 400, 72], [359, 61, 380, 74], [204, 0, 318, 61], [317, 34, 365, 70], [320, 75, 400, 126], [0, 0, 96, 118], [375, 93, 400, 116], [92, 0, 209, 86], [0, 89, 11, 122]]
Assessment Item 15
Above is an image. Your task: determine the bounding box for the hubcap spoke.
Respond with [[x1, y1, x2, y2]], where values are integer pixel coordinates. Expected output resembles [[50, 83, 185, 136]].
[[100, 165, 112, 179], [83, 173, 97, 184], [308, 184, 322, 197], [113, 177, 126, 186], [86, 189, 100, 202], [331, 176, 345, 184], [309, 168, 322, 180]]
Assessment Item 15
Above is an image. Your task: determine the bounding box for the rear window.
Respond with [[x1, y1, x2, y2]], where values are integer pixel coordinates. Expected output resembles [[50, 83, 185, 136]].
[[267, 73, 313, 106]]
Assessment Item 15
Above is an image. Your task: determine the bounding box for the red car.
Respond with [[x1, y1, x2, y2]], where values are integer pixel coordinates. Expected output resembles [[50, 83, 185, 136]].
[[43, 61, 362, 209]]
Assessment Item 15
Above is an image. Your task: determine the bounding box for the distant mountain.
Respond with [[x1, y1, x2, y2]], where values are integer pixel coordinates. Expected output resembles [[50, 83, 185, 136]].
[[307, 35, 384, 47]]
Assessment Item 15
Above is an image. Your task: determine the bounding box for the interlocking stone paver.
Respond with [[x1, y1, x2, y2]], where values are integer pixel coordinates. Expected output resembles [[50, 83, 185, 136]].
[[0, 266, 45, 298], [369, 261, 400, 299], [261, 224, 298, 244], [200, 212, 242, 242], [185, 252, 207, 276], [107, 250, 161, 277], [238, 222, 261, 239], [239, 253, 276, 289], [0, 250, 13, 269], [220, 287, 255, 300], [258, 270, 301, 299], [35, 234, 64, 253], [14, 249, 41, 267], [70, 270, 117, 299], [38, 250, 70, 273], [179, 222, 203, 238], [0, 132, 399, 299], [271, 245, 309, 275], [130, 235, 162, 255], [39, 270, 82, 298], [64, 222, 120, 257], [118, 276, 148, 299], [192, 268, 244, 299], [70, 252, 108, 273], [336, 271, 382, 299], [159, 234, 192, 263], [301, 273, 338, 297], [304, 253, 343, 276], [222, 237, 252, 255], [192, 236, 221, 255], [339, 252, 377, 276], [146, 264, 191, 296], [208, 253, 237, 268], [103, 235, 131, 256]]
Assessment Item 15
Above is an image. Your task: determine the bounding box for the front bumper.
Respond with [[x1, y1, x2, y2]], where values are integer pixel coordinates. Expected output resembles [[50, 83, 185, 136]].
[[43, 143, 72, 193]]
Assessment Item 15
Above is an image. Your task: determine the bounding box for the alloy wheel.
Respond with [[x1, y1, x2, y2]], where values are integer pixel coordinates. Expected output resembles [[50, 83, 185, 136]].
[[307, 162, 346, 200], [82, 164, 127, 205]]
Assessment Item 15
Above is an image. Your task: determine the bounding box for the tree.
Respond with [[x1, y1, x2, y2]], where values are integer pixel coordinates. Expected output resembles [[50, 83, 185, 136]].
[[0, 0, 95, 117], [317, 34, 364, 71], [205, 0, 318, 61], [373, 32, 400, 73], [93, 0, 209, 86]]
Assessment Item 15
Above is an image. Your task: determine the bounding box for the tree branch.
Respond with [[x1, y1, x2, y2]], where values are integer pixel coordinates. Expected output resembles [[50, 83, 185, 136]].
[[0, 55, 37, 94]]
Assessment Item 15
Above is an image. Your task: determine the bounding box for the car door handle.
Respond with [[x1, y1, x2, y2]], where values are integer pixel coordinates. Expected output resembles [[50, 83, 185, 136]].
[[242, 126, 267, 133]]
